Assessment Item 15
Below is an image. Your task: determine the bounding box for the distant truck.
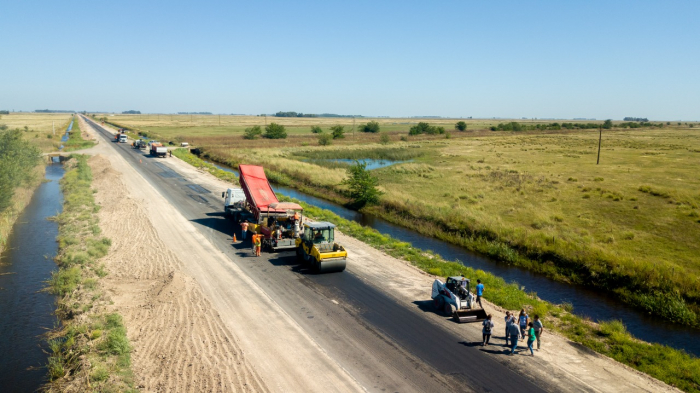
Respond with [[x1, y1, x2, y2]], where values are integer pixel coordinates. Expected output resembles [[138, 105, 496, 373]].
[[133, 139, 147, 150], [118, 134, 128, 143], [148, 141, 167, 157]]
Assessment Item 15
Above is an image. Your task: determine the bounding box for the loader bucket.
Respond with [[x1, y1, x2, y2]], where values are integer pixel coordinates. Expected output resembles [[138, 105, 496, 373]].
[[453, 308, 488, 323]]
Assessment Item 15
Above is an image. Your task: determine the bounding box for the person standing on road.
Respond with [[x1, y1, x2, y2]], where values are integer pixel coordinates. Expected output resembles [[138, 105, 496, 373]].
[[240, 220, 249, 241], [526, 322, 536, 356], [533, 314, 544, 350], [253, 235, 262, 257], [504, 311, 515, 347], [518, 309, 529, 339], [475, 279, 484, 309], [507, 320, 520, 355], [482, 314, 494, 346]]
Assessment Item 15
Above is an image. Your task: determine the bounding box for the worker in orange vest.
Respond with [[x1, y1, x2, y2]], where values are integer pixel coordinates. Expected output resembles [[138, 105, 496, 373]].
[[253, 235, 262, 257]]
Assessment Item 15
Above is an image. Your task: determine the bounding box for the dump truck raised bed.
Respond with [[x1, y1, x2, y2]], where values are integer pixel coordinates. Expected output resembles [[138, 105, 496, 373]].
[[237, 165, 305, 251], [432, 276, 487, 323]]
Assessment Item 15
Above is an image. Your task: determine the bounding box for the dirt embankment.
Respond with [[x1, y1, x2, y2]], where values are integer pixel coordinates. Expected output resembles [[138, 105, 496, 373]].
[[88, 155, 267, 392]]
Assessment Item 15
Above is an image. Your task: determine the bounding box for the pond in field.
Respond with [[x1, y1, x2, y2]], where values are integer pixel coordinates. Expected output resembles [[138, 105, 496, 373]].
[[204, 158, 700, 356], [0, 162, 64, 391], [306, 158, 410, 170]]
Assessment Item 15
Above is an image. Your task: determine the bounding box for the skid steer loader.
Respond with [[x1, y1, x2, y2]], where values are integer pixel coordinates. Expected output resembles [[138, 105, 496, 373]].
[[431, 276, 487, 323]]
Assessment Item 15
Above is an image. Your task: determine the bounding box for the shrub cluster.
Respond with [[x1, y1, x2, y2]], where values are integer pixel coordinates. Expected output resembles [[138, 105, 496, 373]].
[[0, 128, 42, 212], [409, 122, 445, 135]]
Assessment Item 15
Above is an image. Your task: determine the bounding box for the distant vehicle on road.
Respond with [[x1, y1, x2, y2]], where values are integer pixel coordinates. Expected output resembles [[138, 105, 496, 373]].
[[148, 141, 167, 157], [118, 134, 128, 143], [133, 139, 147, 149]]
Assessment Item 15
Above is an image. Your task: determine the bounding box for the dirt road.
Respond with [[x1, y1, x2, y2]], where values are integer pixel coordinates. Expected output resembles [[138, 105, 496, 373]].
[[80, 115, 678, 393]]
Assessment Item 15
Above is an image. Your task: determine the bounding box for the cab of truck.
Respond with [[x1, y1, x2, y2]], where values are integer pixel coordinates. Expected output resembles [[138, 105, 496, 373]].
[[118, 134, 128, 143], [222, 188, 246, 212]]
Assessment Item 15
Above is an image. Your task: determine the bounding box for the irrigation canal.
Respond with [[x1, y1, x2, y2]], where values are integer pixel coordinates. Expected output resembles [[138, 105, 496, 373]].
[[206, 159, 700, 357], [0, 162, 64, 391]]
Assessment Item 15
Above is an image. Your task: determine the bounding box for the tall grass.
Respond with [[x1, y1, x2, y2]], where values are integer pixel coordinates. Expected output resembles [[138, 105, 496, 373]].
[[43, 155, 134, 392]]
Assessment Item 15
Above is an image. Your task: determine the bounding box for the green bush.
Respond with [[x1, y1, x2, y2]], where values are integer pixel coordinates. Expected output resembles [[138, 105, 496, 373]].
[[310, 125, 323, 134], [318, 133, 333, 146], [455, 121, 467, 131], [331, 125, 345, 139], [342, 161, 383, 207], [243, 125, 262, 140], [360, 121, 380, 133], [264, 123, 287, 139], [409, 122, 443, 135], [0, 128, 42, 212]]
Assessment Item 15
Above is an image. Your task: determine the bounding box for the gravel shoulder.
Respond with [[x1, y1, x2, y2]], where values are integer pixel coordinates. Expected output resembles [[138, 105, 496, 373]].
[[80, 117, 361, 392]]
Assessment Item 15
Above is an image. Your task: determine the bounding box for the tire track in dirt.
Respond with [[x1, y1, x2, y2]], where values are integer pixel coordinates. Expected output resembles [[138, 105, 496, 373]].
[[89, 155, 268, 392]]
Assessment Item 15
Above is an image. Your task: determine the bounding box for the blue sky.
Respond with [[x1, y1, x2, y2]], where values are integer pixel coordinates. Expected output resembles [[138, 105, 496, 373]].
[[1, 0, 698, 119]]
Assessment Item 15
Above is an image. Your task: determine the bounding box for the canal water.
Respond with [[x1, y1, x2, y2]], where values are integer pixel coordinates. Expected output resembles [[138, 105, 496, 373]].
[[207, 159, 700, 356], [0, 162, 64, 391], [308, 158, 410, 170]]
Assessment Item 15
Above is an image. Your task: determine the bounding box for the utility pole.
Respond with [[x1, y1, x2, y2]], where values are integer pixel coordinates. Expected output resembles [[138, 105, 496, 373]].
[[596, 126, 602, 165]]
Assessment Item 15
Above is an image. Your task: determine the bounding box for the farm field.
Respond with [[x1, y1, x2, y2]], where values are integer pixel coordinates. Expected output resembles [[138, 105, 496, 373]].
[[0, 112, 73, 152], [106, 114, 700, 326]]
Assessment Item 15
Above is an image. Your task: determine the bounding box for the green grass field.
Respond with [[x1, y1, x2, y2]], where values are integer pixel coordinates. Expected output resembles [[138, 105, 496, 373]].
[[107, 115, 700, 326]]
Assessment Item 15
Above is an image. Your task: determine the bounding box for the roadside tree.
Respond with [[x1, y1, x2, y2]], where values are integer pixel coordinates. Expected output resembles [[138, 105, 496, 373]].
[[264, 123, 287, 139], [603, 119, 613, 129], [342, 160, 383, 207], [455, 121, 467, 131]]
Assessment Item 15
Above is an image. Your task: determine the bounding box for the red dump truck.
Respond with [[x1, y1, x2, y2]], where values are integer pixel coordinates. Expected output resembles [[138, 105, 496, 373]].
[[238, 164, 303, 251]]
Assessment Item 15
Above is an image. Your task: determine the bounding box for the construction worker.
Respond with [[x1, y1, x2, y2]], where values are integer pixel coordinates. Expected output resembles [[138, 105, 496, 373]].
[[240, 220, 249, 241], [253, 235, 262, 257], [476, 279, 484, 309]]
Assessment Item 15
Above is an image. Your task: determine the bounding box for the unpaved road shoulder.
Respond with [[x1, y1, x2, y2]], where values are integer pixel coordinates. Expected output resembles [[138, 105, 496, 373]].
[[86, 144, 361, 391]]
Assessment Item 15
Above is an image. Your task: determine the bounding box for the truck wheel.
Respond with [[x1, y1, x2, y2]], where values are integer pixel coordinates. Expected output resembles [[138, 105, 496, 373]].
[[296, 247, 303, 262]]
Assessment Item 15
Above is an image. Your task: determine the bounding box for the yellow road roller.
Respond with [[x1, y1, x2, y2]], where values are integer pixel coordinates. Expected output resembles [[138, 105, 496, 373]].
[[296, 221, 347, 273]]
